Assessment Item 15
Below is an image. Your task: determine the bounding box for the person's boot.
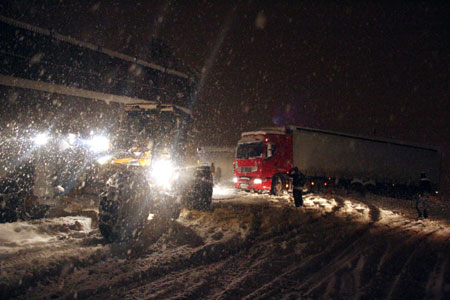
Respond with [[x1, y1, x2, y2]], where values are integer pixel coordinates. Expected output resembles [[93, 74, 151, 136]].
[[423, 209, 428, 219]]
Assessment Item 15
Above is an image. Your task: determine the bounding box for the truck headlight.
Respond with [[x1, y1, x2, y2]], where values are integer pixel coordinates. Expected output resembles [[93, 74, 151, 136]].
[[233, 177, 238, 183], [86, 135, 110, 153], [253, 178, 262, 184], [150, 159, 175, 188]]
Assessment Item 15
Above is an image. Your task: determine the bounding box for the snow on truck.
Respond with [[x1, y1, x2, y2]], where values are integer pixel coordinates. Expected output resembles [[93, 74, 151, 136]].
[[233, 126, 440, 196]]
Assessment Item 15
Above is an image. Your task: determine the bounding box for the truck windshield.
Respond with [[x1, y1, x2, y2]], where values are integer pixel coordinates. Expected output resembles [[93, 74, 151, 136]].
[[236, 142, 264, 159]]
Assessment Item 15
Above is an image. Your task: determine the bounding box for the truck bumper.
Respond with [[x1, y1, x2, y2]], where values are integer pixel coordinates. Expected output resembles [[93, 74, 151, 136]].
[[233, 177, 271, 191]]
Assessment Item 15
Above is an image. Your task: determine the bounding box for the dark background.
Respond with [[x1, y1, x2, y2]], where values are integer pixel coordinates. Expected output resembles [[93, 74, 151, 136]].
[[1, 0, 449, 192]]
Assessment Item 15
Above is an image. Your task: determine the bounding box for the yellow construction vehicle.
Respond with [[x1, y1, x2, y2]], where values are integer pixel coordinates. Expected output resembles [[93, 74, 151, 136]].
[[96, 103, 213, 242]]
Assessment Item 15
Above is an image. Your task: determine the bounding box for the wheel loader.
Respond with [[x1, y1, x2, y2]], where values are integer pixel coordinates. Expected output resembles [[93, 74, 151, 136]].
[[0, 102, 213, 243], [96, 103, 213, 241]]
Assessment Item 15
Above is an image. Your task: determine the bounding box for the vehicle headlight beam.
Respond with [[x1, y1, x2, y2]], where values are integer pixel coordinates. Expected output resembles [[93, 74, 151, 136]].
[[150, 159, 175, 188], [33, 132, 50, 146], [86, 135, 110, 153]]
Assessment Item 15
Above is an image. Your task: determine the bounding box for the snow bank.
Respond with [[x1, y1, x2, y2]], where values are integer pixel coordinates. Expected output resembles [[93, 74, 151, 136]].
[[0, 216, 92, 253]]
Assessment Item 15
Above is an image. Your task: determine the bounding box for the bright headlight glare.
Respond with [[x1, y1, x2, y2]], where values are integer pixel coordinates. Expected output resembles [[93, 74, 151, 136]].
[[96, 155, 113, 165], [67, 133, 77, 146], [86, 135, 110, 152], [253, 178, 262, 184], [33, 132, 49, 146], [233, 177, 238, 183], [151, 159, 175, 188]]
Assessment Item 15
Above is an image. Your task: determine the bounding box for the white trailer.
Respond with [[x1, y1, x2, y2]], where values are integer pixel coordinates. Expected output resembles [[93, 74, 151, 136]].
[[290, 126, 440, 188]]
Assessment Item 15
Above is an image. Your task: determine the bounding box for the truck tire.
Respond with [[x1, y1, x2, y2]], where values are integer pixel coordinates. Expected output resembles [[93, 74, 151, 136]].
[[98, 170, 151, 242], [271, 175, 284, 196], [183, 167, 213, 211], [0, 195, 19, 223]]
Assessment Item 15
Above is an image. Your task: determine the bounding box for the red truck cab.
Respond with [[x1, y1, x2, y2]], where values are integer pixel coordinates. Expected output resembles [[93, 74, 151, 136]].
[[233, 128, 293, 194]]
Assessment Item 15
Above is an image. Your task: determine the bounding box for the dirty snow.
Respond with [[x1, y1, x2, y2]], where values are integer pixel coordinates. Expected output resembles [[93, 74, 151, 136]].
[[0, 216, 92, 252], [1, 187, 450, 299]]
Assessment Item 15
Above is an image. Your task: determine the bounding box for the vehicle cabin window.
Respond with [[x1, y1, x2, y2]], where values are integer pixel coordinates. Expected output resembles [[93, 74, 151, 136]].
[[236, 142, 264, 159]]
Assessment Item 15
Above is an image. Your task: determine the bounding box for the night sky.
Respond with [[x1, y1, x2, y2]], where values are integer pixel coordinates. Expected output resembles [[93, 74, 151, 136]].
[[2, 1, 450, 190]]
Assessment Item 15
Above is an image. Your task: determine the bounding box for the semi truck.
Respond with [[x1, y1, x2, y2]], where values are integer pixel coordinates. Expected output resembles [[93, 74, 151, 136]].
[[233, 126, 440, 196]]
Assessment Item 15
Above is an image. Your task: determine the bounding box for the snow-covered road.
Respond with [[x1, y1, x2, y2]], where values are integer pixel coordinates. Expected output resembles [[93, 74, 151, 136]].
[[1, 187, 449, 299]]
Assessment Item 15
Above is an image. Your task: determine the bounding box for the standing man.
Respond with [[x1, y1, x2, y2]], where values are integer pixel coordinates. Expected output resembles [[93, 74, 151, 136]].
[[289, 167, 305, 207], [210, 162, 215, 182], [416, 173, 431, 219]]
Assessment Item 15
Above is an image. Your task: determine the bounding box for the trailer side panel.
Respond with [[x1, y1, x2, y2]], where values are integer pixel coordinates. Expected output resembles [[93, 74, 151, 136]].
[[292, 128, 440, 186]]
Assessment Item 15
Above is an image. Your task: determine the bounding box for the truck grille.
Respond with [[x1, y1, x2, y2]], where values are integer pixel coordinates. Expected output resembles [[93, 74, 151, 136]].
[[238, 165, 257, 173]]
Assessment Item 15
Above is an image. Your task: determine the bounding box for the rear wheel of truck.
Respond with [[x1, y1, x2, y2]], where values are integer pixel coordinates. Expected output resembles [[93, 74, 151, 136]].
[[271, 175, 284, 196], [184, 182, 212, 211], [0, 200, 19, 223], [183, 167, 213, 211], [98, 170, 151, 242]]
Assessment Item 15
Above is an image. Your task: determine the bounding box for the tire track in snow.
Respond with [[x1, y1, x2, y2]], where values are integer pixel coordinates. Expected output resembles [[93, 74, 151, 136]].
[[33, 221, 250, 299], [118, 206, 303, 299], [5, 192, 450, 299], [425, 252, 449, 299], [300, 228, 372, 297], [116, 205, 326, 299], [236, 223, 372, 299], [384, 229, 441, 300]]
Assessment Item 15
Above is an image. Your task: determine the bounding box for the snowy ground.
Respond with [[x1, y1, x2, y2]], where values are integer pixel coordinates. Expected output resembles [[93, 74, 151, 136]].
[[1, 186, 449, 299]]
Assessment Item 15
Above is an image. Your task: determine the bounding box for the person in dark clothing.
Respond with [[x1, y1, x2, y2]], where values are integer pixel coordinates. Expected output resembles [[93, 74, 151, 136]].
[[416, 174, 431, 219], [210, 162, 215, 177], [289, 167, 305, 207]]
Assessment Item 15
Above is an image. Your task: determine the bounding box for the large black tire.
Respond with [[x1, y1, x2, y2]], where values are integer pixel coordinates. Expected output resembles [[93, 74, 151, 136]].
[[98, 170, 151, 242], [183, 167, 213, 211], [271, 175, 284, 196], [0, 194, 19, 223]]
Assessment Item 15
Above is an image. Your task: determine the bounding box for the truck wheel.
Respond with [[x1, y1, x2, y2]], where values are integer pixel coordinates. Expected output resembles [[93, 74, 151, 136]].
[[271, 175, 284, 196], [185, 182, 212, 211], [151, 195, 182, 220], [0, 200, 19, 223], [98, 170, 151, 242], [184, 167, 213, 211], [171, 206, 181, 219]]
